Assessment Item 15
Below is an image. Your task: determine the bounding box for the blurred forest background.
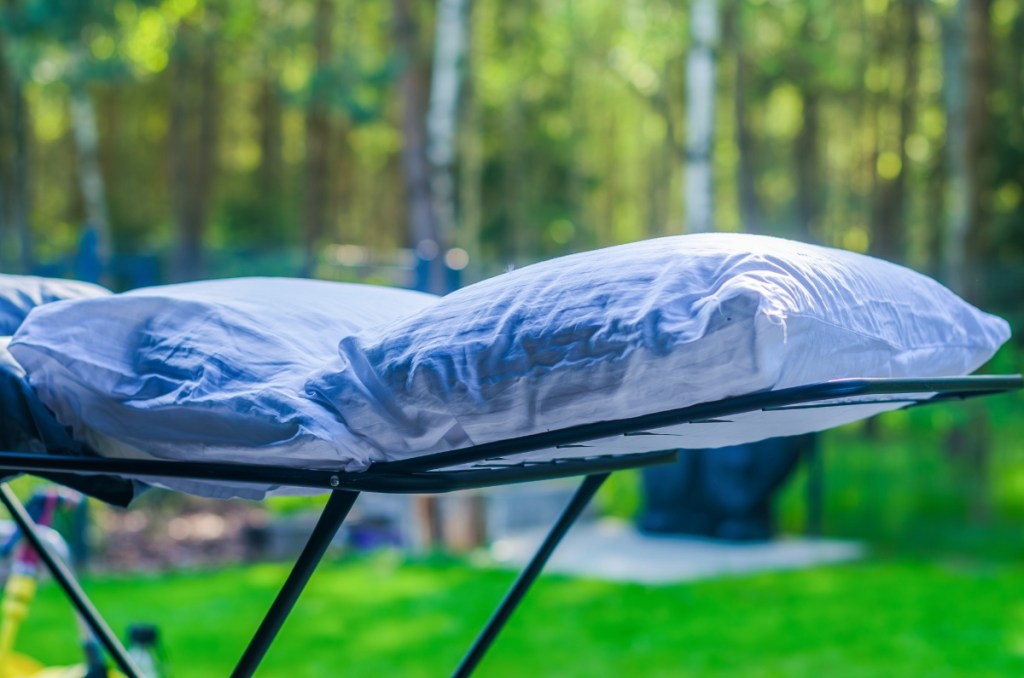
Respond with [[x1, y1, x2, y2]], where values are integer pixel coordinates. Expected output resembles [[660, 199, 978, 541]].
[[0, 0, 1021, 318], [0, 0, 1022, 552]]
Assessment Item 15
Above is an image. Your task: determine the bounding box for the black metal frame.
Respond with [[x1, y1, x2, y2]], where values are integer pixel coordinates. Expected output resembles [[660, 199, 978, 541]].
[[231, 490, 360, 678], [0, 376, 1019, 677], [0, 485, 143, 677]]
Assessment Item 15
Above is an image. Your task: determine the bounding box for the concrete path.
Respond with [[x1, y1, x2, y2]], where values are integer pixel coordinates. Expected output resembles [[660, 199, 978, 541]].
[[490, 519, 864, 584]]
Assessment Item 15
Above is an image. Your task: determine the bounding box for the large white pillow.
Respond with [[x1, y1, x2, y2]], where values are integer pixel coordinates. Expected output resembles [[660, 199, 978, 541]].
[[10, 278, 438, 497], [306, 234, 1010, 464], [0, 274, 109, 335]]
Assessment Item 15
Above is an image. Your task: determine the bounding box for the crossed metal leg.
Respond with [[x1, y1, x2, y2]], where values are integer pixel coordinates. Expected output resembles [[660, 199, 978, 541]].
[[0, 475, 606, 677], [452, 473, 609, 678], [0, 483, 143, 678], [230, 489, 360, 677]]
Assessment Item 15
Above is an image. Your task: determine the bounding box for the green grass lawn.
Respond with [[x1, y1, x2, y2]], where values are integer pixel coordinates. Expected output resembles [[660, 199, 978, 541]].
[[13, 554, 1024, 677]]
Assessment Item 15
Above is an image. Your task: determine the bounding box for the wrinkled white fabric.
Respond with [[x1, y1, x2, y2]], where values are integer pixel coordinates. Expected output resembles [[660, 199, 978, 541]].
[[0, 275, 109, 335], [11, 278, 438, 498], [307, 234, 1010, 465]]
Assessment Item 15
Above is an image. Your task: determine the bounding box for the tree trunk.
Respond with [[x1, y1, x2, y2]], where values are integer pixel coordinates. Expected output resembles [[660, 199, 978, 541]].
[[0, 36, 13, 269], [793, 11, 822, 243], [14, 86, 29, 273], [168, 29, 191, 281], [961, 0, 992, 295], [684, 0, 718, 233], [394, 0, 444, 293], [1012, 14, 1024, 148], [942, 0, 993, 299], [0, 34, 31, 272], [257, 67, 285, 243], [870, 0, 919, 263], [169, 27, 218, 282], [302, 0, 335, 278], [426, 0, 471, 273], [942, 0, 995, 525], [68, 75, 111, 279], [942, 2, 968, 293], [923, 0, 946, 278], [458, 24, 483, 281], [646, 132, 670, 239], [186, 33, 217, 280], [794, 88, 820, 242], [167, 28, 218, 284], [727, 0, 761, 234]]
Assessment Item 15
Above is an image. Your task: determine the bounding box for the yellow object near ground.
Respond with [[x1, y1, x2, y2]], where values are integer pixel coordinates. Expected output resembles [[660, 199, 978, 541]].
[[1, 659, 125, 678], [0, 574, 38, 677], [0, 652, 127, 678], [0, 574, 127, 678], [33, 665, 124, 678], [0, 652, 44, 678]]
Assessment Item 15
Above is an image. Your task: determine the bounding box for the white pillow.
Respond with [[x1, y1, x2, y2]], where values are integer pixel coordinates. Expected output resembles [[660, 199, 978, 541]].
[[306, 234, 1010, 464], [0, 274, 109, 335], [10, 278, 438, 498]]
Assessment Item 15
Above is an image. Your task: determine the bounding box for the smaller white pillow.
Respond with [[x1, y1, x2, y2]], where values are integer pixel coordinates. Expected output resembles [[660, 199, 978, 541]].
[[0, 274, 109, 335], [306, 234, 1011, 465], [11, 278, 438, 498]]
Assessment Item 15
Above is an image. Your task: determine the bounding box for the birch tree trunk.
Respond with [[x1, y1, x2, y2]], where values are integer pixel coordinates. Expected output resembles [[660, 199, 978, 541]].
[[394, 0, 443, 293], [69, 76, 111, 276], [684, 0, 719, 233], [426, 0, 470, 268], [302, 0, 335, 278]]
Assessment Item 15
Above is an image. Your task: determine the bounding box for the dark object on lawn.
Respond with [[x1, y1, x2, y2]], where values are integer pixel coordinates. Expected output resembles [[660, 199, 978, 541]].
[[126, 623, 166, 678], [639, 435, 813, 541]]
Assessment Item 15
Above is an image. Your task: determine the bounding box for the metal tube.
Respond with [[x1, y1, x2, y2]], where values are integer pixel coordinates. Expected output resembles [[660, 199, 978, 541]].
[[381, 375, 1023, 472], [452, 473, 609, 678], [0, 484, 142, 678], [0, 377, 1015, 488], [231, 489, 359, 678]]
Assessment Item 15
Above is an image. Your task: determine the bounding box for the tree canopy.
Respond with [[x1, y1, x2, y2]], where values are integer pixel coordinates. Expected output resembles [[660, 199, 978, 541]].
[[0, 0, 1019, 325]]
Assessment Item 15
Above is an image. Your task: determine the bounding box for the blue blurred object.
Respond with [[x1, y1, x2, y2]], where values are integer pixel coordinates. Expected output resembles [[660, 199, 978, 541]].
[[73, 226, 102, 284], [639, 436, 812, 541], [414, 253, 432, 293], [445, 261, 462, 293], [113, 253, 160, 289]]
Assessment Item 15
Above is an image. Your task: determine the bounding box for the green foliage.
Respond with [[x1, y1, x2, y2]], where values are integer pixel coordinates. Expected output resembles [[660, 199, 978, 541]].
[[596, 469, 642, 520], [17, 556, 1024, 676], [774, 381, 1024, 559], [0, 0, 1013, 297]]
